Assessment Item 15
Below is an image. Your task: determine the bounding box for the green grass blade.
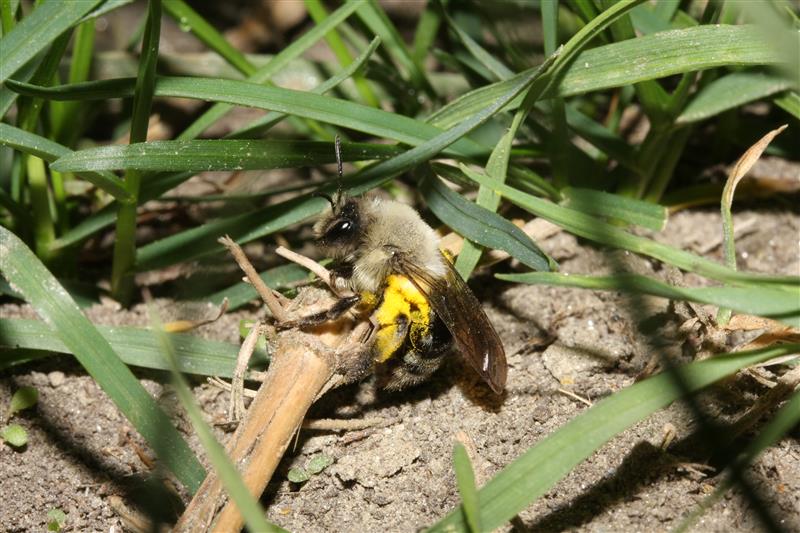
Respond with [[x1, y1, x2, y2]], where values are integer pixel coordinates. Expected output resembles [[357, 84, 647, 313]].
[[0, 225, 205, 493], [773, 90, 800, 119], [454, 163, 799, 287], [497, 272, 800, 328], [111, 0, 162, 303], [427, 343, 800, 532], [0, 123, 129, 199], [149, 311, 281, 533], [562, 187, 667, 231], [163, 0, 255, 76], [206, 263, 310, 311], [5, 76, 486, 157], [0, 0, 103, 84], [0, 318, 267, 376], [453, 443, 481, 533], [676, 71, 796, 125], [421, 172, 553, 273], [52, 140, 403, 173]]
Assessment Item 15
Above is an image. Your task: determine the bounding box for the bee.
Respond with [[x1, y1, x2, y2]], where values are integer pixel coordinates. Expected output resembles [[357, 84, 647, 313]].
[[289, 189, 507, 394]]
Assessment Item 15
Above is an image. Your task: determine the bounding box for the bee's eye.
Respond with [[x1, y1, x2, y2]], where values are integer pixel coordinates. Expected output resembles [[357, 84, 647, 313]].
[[325, 218, 355, 241]]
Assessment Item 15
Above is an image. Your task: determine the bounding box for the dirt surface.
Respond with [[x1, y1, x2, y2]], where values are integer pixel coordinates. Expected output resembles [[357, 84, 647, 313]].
[[1, 206, 798, 532]]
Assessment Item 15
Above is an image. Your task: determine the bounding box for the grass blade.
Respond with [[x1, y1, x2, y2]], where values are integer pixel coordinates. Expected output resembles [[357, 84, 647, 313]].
[[497, 272, 800, 328], [6, 76, 486, 158], [427, 343, 800, 532], [422, 171, 553, 273], [0, 225, 206, 493], [0, 318, 267, 376], [562, 187, 667, 231], [453, 443, 481, 533], [677, 71, 795, 125], [52, 140, 403, 173], [135, 52, 559, 271]]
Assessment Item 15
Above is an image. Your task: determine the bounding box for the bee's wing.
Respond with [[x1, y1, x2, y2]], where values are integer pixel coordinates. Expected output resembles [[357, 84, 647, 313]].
[[397, 253, 507, 394]]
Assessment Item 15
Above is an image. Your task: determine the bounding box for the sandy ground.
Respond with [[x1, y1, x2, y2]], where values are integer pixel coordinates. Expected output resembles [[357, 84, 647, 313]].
[[0, 206, 798, 532]]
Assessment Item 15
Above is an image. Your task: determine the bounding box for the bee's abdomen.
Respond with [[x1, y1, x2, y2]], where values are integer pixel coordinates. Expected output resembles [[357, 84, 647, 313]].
[[371, 275, 453, 390]]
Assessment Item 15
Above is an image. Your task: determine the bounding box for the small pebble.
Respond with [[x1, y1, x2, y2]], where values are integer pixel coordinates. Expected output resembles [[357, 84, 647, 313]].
[[48, 371, 66, 388]]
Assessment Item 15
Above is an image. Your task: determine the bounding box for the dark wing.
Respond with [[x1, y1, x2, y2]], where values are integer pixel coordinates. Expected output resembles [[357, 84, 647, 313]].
[[396, 252, 507, 394]]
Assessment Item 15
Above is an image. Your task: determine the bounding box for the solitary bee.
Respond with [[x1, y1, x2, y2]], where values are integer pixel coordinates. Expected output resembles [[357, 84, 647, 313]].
[[287, 185, 507, 394], [312, 192, 506, 393]]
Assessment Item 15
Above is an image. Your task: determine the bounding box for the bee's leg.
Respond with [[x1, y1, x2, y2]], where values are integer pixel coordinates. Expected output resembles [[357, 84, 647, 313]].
[[278, 294, 361, 330]]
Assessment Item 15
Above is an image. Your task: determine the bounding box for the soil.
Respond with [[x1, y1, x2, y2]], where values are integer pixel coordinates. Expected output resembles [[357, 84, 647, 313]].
[[1, 206, 798, 532]]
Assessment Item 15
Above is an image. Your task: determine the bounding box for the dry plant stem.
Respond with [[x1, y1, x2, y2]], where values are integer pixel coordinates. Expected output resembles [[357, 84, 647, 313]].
[[218, 235, 289, 322], [212, 338, 334, 532], [174, 333, 337, 533], [229, 322, 267, 421], [276, 245, 333, 287]]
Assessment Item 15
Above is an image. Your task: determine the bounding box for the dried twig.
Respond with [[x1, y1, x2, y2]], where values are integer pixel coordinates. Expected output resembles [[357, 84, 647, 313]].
[[275, 245, 333, 287]]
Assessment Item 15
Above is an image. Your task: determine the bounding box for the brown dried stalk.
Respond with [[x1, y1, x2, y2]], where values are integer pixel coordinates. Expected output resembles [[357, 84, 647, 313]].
[[174, 238, 370, 532]]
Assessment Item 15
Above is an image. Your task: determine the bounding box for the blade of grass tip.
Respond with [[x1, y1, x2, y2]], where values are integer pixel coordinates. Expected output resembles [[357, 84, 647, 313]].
[[0, 0, 103, 84], [163, 0, 255, 76], [676, 71, 795, 125], [717, 124, 788, 325], [177, 1, 361, 141], [426, 343, 800, 532], [422, 171, 553, 273], [497, 272, 800, 328], [111, 0, 161, 304], [453, 443, 481, 533], [305, 0, 379, 108], [147, 305, 282, 533], [675, 388, 800, 533], [0, 225, 205, 492], [456, 163, 799, 287]]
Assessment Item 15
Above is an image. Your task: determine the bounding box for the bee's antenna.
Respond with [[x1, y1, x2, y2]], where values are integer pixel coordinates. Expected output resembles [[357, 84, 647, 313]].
[[334, 135, 343, 181]]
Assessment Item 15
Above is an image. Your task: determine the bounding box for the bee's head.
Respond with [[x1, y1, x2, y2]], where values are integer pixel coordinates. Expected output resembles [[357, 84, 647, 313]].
[[313, 192, 366, 256]]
